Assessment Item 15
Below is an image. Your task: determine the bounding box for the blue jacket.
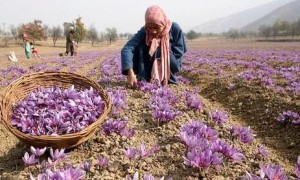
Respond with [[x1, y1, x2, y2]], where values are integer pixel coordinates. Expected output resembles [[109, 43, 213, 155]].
[[121, 22, 187, 83]]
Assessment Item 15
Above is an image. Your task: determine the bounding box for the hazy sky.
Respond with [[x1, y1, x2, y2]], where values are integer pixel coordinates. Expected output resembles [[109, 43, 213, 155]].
[[0, 0, 275, 33]]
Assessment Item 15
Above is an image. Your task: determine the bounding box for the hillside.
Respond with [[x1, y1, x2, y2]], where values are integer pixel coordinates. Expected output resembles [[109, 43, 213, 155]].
[[192, 0, 296, 33], [242, 0, 300, 32]]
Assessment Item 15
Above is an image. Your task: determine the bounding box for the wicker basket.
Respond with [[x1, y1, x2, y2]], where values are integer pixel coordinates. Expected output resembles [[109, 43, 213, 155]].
[[0, 72, 111, 149]]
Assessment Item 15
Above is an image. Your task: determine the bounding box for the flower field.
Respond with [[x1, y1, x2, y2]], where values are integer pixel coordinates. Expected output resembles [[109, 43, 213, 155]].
[[0, 40, 300, 179]]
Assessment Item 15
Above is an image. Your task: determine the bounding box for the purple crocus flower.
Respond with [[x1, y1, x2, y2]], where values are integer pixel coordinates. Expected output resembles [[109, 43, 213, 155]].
[[258, 146, 269, 157], [241, 172, 261, 180], [185, 93, 204, 111], [180, 120, 205, 136], [210, 110, 229, 125], [177, 76, 191, 85], [44, 169, 66, 180], [126, 171, 139, 180], [179, 132, 208, 150], [40, 158, 54, 170], [126, 172, 166, 180], [260, 76, 275, 87], [143, 174, 155, 180], [149, 96, 182, 123], [183, 149, 222, 170], [151, 87, 178, 102], [81, 161, 91, 172], [101, 117, 133, 137], [214, 140, 244, 162], [50, 148, 66, 161], [96, 156, 109, 168], [64, 167, 86, 180], [30, 146, 47, 157], [202, 127, 218, 141], [22, 152, 38, 166], [137, 80, 159, 92], [225, 148, 245, 162], [151, 144, 161, 153], [230, 126, 254, 144], [259, 164, 288, 180], [277, 111, 299, 125], [239, 70, 255, 81], [120, 128, 136, 138], [107, 88, 128, 116], [137, 144, 152, 158], [124, 148, 136, 160]]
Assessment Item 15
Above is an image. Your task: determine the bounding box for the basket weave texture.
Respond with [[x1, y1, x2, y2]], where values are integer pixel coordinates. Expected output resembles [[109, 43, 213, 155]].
[[0, 72, 111, 149]]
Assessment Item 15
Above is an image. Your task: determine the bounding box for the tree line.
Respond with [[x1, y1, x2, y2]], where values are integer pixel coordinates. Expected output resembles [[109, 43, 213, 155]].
[[185, 18, 300, 41], [0, 17, 133, 47], [1, 17, 300, 46]]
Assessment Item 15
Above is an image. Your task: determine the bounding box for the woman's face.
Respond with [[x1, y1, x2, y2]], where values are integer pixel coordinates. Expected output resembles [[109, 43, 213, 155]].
[[146, 23, 164, 37]]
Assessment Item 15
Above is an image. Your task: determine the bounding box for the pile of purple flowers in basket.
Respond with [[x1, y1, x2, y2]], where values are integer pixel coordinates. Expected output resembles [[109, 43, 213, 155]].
[[11, 85, 106, 136]]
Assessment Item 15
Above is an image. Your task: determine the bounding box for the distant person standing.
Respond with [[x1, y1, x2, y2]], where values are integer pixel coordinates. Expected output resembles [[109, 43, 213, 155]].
[[65, 27, 75, 56], [23, 38, 31, 59], [22, 33, 31, 59]]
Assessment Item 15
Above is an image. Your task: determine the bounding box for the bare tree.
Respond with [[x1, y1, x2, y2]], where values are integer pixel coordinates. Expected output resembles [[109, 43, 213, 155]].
[[87, 25, 99, 46], [43, 25, 49, 40], [226, 28, 239, 42], [272, 20, 281, 39], [290, 22, 297, 39], [105, 27, 118, 44], [279, 20, 290, 36], [49, 26, 62, 47], [295, 17, 300, 37], [0, 30, 10, 47], [259, 25, 272, 39], [10, 25, 18, 43]]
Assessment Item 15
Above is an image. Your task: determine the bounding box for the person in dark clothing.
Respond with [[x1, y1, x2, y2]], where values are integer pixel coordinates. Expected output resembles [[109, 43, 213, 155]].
[[121, 5, 187, 87], [65, 28, 75, 56]]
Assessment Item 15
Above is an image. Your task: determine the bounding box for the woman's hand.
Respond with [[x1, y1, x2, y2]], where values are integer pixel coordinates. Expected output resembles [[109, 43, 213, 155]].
[[127, 69, 137, 87]]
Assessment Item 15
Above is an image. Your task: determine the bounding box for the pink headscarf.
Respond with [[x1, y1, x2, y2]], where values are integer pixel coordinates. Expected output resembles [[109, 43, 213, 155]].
[[145, 5, 171, 86]]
